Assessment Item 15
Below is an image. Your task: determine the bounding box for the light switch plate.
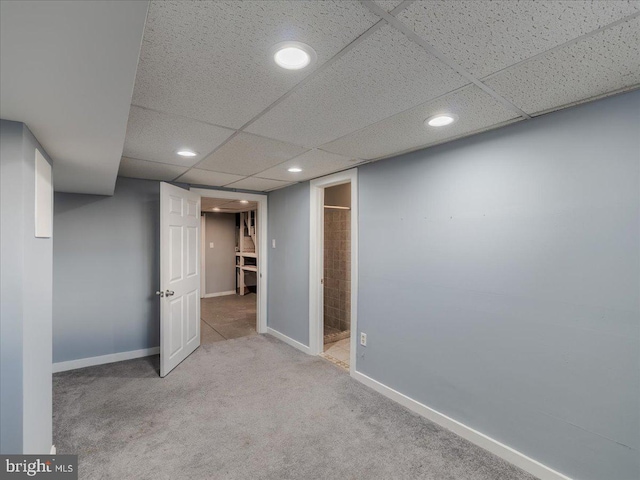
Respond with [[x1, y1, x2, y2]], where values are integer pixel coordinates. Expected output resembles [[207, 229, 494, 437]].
[[209, 242, 214, 248]]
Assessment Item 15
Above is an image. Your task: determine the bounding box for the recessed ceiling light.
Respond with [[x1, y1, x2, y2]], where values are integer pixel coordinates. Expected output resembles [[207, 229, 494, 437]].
[[425, 114, 457, 127], [288, 167, 302, 173], [177, 149, 197, 157], [212, 207, 220, 212], [272, 41, 317, 70], [240, 200, 249, 204]]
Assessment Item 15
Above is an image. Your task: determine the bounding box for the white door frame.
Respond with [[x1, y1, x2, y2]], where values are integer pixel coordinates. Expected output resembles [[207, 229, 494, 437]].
[[190, 188, 268, 334], [309, 169, 358, 374]]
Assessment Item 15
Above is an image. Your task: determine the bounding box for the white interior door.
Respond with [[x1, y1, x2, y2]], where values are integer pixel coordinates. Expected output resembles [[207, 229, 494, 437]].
[[160, 182, 200, 377]]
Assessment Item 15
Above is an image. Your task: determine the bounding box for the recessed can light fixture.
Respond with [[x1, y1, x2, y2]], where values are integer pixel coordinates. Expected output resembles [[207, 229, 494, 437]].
[[272, 41, 317, 70], [288, 167, 302, 173], [425, 114, 457, 127], [177, 149, 198, 157], [240, 200, 249, 204], [212, 207, 220, 212]]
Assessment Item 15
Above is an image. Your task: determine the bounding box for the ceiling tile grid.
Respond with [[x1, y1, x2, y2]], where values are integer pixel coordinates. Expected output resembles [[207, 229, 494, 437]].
[[123, 106, 234, 166], [395, 0, 640, 79], [118, 157, 189, 181], [246, 24, 469, 147], [118, 0, 640, 192], [374, 0, 406, 13], [484, 15, 640, 115], [256, 149, 360, 182], [322, 85, 521, 160], [225, 177, 295, 192], [175, 168, 245, 187], [132, 0, 379, 129], [196, 132, 308, 176]]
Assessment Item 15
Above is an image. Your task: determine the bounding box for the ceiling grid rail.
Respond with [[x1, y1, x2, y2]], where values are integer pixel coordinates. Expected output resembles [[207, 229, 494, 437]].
[[360, 0, 532, 120]]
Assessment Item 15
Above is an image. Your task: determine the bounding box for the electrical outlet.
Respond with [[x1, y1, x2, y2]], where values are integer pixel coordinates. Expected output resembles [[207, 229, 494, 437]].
[[272, 239, 276, 249], [360, 332, 367, 347]]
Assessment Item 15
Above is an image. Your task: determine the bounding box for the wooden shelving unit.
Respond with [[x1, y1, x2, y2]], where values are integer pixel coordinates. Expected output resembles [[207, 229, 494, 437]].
[[236, 210, 257, 295]]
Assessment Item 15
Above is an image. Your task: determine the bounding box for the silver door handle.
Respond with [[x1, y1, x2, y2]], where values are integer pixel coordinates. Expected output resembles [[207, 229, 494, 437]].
[[165, 290, 175, 297], [155, 291, 164, 297]]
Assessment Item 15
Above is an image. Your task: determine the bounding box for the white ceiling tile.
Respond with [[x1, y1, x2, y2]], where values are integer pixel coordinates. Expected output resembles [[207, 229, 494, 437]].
[[484, 16, 640, 115], [201, 198, 234, 208], [176, 169, 245, 187], [225, 177, 294, 192], [246, 24, 468, 147], [220, 200, 260, 210], [197, 132, 308, 176], [257, 149, 359, 182], [202, 198, 259, 212], [396, 1, 640, 79], [374, 0, 405, 12], [118, 157, 188, 181], [321, 85, 521, 160], [132, 0, 379, 129], [123, 106, 234, 166]]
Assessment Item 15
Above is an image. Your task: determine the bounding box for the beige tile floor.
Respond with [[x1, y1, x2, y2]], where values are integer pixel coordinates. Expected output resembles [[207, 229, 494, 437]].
[[200, 293, 257, 344], [323, 337, 350, 368]]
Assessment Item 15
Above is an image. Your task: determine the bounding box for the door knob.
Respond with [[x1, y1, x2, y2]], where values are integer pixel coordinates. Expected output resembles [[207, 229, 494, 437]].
[[165, 290, 175, 297], [155, 291, 164, 297]]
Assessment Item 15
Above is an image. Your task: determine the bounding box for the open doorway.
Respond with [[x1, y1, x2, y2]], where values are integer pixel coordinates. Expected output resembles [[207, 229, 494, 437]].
[[309, 169, 358, 373], [321, 184, 351, 368], [199, 197, 260, 344]]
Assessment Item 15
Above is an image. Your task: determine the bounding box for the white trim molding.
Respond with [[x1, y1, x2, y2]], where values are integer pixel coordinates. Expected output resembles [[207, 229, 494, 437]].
[[352, 370, 573, 480], [52, 347, 160, 373], [267, 328, 311, 355], [309, 169, 358, 376], [203, 290, 236, 298], [191, 188, 268, 335]]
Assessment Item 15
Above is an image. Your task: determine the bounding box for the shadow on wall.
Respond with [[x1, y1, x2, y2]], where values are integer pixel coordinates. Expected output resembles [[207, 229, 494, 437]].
[[53, 177, 161, 364]]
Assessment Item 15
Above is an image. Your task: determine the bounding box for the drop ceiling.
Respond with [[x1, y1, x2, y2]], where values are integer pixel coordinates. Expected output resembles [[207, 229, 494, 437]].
[[201, 197, 258, 213], [118, 0, 640, 193]]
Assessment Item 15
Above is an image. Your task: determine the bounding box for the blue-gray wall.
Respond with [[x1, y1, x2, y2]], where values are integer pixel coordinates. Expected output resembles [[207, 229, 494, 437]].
[[53, 177, 160, 363], [0, 120, 53, 454], [267, 182, 310, 344], [267, 91, 640, 480], [357, 91, 639, 480]]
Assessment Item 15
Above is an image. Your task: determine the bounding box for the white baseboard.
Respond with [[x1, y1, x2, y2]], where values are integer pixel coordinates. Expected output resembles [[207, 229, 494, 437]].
[[202, 290, 236, 298], [53, 347, 160, 373], [267, 327, 311, 354], [351, 370, 572, 480]]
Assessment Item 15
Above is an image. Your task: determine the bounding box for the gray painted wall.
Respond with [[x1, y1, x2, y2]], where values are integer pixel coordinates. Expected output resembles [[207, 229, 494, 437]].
[[267, 182, 310, 344], [0, 120, 53, 454], [356, 91, 639, 480], [204, 213, 236, 295], [53, 177, 160, 363]]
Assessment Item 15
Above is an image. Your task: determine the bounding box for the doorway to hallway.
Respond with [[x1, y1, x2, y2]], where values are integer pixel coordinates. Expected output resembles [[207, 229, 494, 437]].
[[200, 197, 259, 344]]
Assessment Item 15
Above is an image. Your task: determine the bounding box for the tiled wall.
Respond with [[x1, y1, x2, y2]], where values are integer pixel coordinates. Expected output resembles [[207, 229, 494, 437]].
[[323, 209, 351, 332]]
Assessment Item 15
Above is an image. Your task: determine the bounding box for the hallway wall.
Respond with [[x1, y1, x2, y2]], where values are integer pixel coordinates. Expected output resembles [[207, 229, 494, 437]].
[[204, 212, 236, 295]]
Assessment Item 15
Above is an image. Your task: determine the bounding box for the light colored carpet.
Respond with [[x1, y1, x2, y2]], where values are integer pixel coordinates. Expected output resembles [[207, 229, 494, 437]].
[[53, 335, 536, 480]]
